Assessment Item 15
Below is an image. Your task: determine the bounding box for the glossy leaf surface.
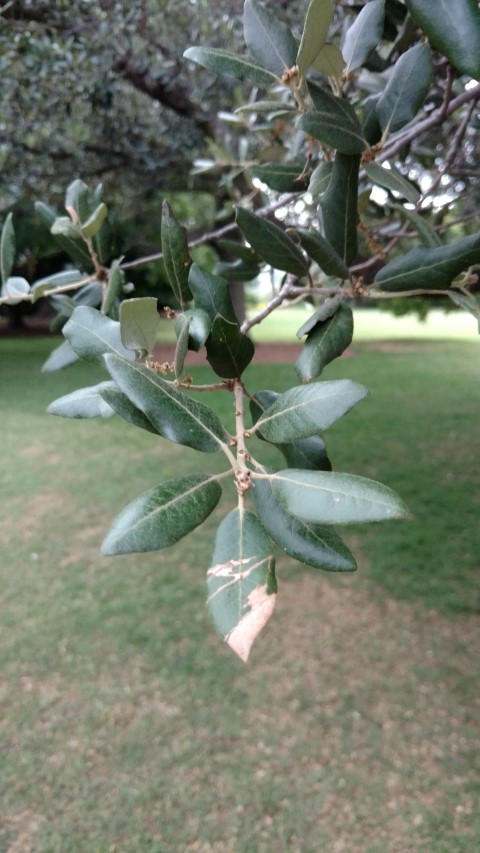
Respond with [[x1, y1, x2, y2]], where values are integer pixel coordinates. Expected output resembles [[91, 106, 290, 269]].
[[174, 308, 212, 352], [365, 162, 420, 204], [251, 162, 310, 193], [243, 0, 298, 77], [236, 208, 308, 277], [99, 385, 161, 435], [252, 477, 356, 571], [295, 304, 354, 382], [270, 469, 409, 524], [376, 43, 432, 134], [279, 435, 332, 472], [47, 381, 116, 419], [300, 87, 366, 155], [101, 258, 124, 315], [35, 201, 93, 270], [308, 161, 334, 199], [311, 43, 345, 77], [80, 202, 107, 239], [161, 201, 192, 309], [188, 264, 238, 323], [296, 0, 333, 78], [320, 153, 360, 264], [207, 508, 277, 662], [104, 354, 228, 453], [252, 379, 368, 442], [206, 316, 255, 378], [174, 315, 191, 379], [405, 0, 480, 80], [102, 475, 222, 555], [120, 297, 160, 356], [295, 228, 350, 279], [183, 47, 279, 85], [375, 233, 480, 292], [63, 306, 134, 364], [342, 0, 385, 72]]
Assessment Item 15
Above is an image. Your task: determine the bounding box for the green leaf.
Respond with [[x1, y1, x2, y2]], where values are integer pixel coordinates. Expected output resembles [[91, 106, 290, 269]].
[[174, 308, 212, 352], [188, 264, 239, 323], [41, 340, 80, 373], [120, 297, 160, 357], [308, 161, 333, 199], [206, 315, 255, 378], [101, 258, 124, 315], [35, 201, 93, 270], [296, 0, 333, 78], [374, 233, 480, 292], [342, 0, 385, 73], [236, 100, 296, 114], [80, 203, 108, 239], [63, 305, 134, 364], [213, 259, 261, 282], [207, 508, 277, 662], [161, 201, 192, 309], [448, 290, 480, 332], [365, 162, 420, 204], [389, 203, 441, 248], [405, 0, 480, 80], [174, 315, 191, 379], [296, 295, 343, 337], [236, 208, 308, 277], [65, 179, 89, 219], [99, 384, 162, 435], [183, 47, 280, 85], [104, 354, 229, 453], [361, 93, 382, 146], [294, 228, 350, 279], [1, 212, 15, 285], [376, 43, 432, 134], [30, 270, 84, 304], [300, 93, 366, 155], [251, 162, 310, 193], [51, 217, 83, 240], [249, 390, 332, 470], [1, 276, 30, 305], [243, 0, 298, 77], [217, 240, 261, 265], [269, 468, 409, 524], [252, 477, 356, 571], [295, 304, 354, 381], [102, 475, 222, 555], [320, 153, 360, 264], [252, 379, 368, 442], [279, 435, 332, 472], [47, 381, 116, 419], [311, 43, 345, 77]]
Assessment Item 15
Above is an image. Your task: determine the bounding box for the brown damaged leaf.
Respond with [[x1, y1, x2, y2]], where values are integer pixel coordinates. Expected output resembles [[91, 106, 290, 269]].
[[207, 509, 278, 661], [226, 583, 277, 663]]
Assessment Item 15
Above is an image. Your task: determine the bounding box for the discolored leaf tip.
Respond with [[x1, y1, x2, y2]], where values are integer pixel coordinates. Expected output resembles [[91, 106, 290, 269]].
[[226, 584, 277, 662]]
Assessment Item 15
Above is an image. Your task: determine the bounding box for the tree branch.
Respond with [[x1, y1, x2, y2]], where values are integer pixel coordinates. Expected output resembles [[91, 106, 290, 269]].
[[380, 83, 480, 162]]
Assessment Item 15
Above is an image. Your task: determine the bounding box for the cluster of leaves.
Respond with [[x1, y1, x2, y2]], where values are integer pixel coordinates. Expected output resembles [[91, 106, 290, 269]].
[[2, 0, 480, 660]]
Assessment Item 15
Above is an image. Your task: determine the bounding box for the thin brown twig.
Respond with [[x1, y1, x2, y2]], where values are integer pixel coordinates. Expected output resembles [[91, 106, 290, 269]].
[[379, 83, 480, 163], [120, 192, 301, 272]]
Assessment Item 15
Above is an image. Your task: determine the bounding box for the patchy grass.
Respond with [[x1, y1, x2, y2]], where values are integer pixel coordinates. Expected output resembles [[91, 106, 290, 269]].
[[0, 337, 479, 852]]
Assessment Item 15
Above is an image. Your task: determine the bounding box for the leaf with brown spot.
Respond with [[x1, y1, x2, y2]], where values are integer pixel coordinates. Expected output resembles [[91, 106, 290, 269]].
[[207, 508, 277, 662]]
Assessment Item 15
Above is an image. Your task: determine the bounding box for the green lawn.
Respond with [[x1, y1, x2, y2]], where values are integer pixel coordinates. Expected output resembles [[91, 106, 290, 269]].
[[1, 335, 479, 851]]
